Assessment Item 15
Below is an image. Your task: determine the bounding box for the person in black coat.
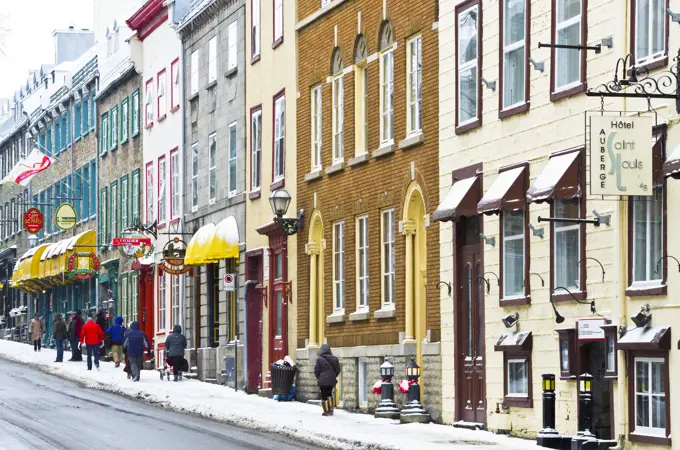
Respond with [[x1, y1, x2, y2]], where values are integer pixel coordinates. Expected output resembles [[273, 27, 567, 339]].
[[314, 344, 340, 416]]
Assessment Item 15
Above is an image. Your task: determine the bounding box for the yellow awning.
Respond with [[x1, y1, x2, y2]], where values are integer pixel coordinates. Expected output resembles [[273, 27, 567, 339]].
[[38, 243, 57, 280], [185, 223, 216, 266], [19, 244, 49, 283], [59, 230, 96, 274], [206, 216, 240, 261]]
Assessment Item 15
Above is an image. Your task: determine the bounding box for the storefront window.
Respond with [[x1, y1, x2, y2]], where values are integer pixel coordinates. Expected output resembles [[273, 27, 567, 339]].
[[635, 358, 666, 436]]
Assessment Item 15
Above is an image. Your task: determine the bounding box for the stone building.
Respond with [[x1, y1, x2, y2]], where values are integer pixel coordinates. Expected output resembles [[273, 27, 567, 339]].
[[296, 0, 441, 420], [177, 0, 247, 387]]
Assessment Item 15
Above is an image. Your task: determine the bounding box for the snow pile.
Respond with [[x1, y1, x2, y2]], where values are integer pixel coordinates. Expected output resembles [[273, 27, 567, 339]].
[[0, 341, 540, 450]]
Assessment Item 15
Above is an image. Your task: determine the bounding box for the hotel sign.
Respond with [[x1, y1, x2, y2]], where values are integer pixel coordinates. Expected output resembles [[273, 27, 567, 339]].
[[590, 115, 653, 196]]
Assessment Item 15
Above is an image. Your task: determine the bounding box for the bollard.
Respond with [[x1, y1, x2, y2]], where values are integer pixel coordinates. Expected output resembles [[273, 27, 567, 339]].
[[536, 374, 563, 449], [570, 373, 597, 450], [374, 359, 400, 419], [399, 357, 431, 424]]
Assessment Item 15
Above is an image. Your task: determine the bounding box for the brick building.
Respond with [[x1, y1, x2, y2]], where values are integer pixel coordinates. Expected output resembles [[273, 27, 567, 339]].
[[296, 0, 441, 419]]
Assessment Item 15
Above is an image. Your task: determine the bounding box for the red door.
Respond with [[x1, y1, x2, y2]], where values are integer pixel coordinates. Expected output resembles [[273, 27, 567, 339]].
[[246, 253, 263, 392], [269, 237, 288, 364]]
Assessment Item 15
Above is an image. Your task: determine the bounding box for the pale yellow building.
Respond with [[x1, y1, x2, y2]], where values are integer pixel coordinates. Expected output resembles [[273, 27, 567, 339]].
[[438, 0, 680, 447], [243, 0, 298, 392]]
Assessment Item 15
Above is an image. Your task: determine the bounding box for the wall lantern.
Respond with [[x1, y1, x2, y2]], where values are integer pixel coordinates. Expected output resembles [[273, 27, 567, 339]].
[[27, 233, 38, 249], [269, 189, 304, 236]]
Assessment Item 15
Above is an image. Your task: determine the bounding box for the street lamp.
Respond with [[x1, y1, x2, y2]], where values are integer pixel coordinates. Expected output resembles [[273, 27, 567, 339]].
[[27, 234, 38, 249], [400, 357, 430, 424], [375, 359, 400, 419], [269, 189, 304, 236]]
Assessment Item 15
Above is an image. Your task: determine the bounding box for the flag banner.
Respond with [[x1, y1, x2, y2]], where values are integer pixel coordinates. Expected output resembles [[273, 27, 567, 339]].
[[2, 148, 52, 187]]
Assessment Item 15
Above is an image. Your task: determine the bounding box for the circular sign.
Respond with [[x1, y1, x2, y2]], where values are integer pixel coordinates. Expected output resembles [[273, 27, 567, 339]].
[[55, 203, 78, 231], [115, 228, 154, 259], [23, 208, 44, 233], [67, 252, 99, 280]]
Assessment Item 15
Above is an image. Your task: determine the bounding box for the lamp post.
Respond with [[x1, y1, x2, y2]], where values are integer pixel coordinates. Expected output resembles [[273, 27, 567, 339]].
[[269, 190, 304, 236], [375, 359, 400, 419], [569, 373, 597, 449], [399, 357, 431, 424], [27, 234, 38, 249], [536, 374, 562, 449]]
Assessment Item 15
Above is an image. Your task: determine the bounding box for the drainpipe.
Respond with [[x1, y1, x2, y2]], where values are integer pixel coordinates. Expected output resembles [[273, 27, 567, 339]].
[[608, 434, 625, 450], [94, 76, 100, 312], [242, 279, 258, 391]]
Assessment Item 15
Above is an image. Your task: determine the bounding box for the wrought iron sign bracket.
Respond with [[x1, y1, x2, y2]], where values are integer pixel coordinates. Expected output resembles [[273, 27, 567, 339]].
[[538, 210, 610, 227], [538, 37, 613, 54]]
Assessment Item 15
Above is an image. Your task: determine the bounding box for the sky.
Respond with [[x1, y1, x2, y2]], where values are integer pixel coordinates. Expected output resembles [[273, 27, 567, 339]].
[[0, 0, 94, 98]]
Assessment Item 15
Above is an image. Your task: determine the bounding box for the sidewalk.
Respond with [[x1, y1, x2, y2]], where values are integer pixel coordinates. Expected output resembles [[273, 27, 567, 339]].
[[0, 340, 540, 450]]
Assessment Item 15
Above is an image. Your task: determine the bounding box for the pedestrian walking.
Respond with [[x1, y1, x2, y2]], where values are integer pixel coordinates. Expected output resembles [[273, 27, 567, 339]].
[[123, 321, 150, 382], [314, 344, 341, 416], [164, 325, 188, 381], [68, 310, 84, 361], [106, 316, 126, 368], [53, 313, 67, 362], [96, 310, 107, 334], [29, 314, 44, 352], [79, 317, 105, 371]]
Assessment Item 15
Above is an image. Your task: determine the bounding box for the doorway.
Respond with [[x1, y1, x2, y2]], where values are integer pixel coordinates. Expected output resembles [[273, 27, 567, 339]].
[[206, 263, 219, 347], [455, 215, 486, 424], [246, 252, 263, 393], [269, 234, 288, 364], [579, 341, 612, 439]]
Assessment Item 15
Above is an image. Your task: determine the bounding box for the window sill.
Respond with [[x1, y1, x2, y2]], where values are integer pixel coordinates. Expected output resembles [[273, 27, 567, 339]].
[[206, 80, 217, 91], [272, 37, 283, 50], [326, 311, 345, 324], [304, 169, 323, 182], [158, 114, 167, 122], [374, 307, 396, 319], [121, 138, 129, 145], [158, 222, 167, 229], [629, 432, 671, 446], [145, 123, 154, 129], [550, 82, 587, 102], [325, 161, 344, 175], [626, 281, 667, 297], [188, 92, 199, 102], [191, 206, 199, 213], [503, 395, 532, 409], [170, 217, 181, 225], [110, 145, 118, 151], [500, 295, 531, 306], [224, 67, 238, 79], [270, 178, 285, 191], [552, 290, 586, 303], [456, 118, 481, 134], [349, 310, 370, 321], [249, 190, 261, 200], [398, 132, 424, 150], [170, 105, 180, 113], [499, 102, 530, 120], [348, 152, 369, 167], [372, 143, 394, 159], [251, 54, 261, 65]]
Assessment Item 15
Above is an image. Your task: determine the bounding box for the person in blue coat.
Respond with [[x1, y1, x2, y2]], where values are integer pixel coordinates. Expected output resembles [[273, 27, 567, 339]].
[[123, 321, 150, 382], [106, 316, 126, 368]]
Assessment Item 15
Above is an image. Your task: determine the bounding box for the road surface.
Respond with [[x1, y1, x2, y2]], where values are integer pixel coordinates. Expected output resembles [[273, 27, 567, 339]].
[[0, 358, 318, 450]]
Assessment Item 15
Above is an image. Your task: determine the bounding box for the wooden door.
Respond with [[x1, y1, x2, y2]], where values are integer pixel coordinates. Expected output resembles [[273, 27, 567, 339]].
[[246, 254, 263, 392], [269, 240, 288, 363]]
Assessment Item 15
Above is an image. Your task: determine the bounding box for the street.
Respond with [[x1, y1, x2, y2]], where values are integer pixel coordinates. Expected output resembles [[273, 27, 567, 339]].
[[0, 358, 318, 450]]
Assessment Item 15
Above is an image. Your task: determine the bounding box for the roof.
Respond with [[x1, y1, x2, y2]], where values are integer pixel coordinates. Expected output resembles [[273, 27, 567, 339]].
[[177, 0, 216, 30]]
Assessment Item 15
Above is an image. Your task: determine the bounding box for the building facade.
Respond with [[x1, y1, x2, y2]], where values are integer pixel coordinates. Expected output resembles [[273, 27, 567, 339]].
[[244, 0, 297, 393], [437, 0, 680, 447], [296, 0, 441, 419]]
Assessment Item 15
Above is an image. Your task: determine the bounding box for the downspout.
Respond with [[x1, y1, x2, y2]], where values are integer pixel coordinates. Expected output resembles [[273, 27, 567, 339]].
[[242, 279, 258, 391], [94, 76, 100, 311]]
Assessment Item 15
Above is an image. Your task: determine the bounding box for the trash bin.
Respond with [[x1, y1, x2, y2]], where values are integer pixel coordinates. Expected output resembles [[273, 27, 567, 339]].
[[270, 363, 297, 399]]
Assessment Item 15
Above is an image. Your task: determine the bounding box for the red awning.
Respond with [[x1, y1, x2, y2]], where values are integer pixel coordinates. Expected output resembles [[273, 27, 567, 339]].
[[433, 175, 480, 222], [478, 165, 527, 215], [526, 150, 581, 203]]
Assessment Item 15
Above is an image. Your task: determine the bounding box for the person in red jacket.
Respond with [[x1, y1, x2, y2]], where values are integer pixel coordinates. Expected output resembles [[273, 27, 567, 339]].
[[79, 317, 105, 371]]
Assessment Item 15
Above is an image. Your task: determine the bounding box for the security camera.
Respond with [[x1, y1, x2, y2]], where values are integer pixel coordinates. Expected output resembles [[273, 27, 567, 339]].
[[502, 312, 519, 328]]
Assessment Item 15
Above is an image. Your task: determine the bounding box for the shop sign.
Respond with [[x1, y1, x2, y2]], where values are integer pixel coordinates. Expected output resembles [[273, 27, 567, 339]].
[[223, 273, 236, 292], [590, 115, 653, 196], [67, 252, 99, 280], [113, 237, 152, 247], [115, 227, 154, 259], [158, 237, 191, 275], [23, 208, 44, 233], [55, 203, 78, 231], [577, 318, 607, 341]]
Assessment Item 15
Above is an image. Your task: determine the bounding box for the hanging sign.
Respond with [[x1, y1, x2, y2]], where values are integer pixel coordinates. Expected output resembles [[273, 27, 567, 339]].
[[115, 227, 154, 259], [223, 273, 236, 292], [113, 237, 152, 247], [577, 318, 607, 341], [67, 252, 100, 280], [158, 237, 191, 275], [590, 115, 653, 196], [55, 203, 78, 230], [23, 208, 44, 233]]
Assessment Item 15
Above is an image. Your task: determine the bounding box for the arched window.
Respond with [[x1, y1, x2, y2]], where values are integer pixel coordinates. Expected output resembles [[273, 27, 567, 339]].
[[354, 34, 367, 63], [354, 34, 369, 154], [330, 47, 343, 75], [378, 21, 394, 144], [331, 47, 344, 162], [379, 20, 394, 50]]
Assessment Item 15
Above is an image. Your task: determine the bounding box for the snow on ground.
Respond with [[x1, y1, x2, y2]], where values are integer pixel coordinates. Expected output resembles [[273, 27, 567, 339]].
[[0, 340, 541, 450]]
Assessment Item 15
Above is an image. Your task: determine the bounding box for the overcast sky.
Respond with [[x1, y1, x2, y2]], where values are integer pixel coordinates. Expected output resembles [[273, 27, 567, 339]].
[[0, 0, 94, 99]]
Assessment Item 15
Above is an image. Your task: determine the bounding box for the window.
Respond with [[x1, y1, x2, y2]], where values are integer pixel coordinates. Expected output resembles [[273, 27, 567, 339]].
[[379, 25, 394, 145], [171, 59, 180, 110], [100, 113, 109, 155], [501, 0, 528, 111], [61, 113, 67, 150], [146, 162, 154, 222], [74, 103, 81, 140], [354, 36, 368, 155], [553, 0, 583, 92], [158, 274, 167, 331], [110, 105, 118, 150], [100, 187, 108, 244], [208, 37, 217, 83], [82, 95, 89, 135], [356, 215, 369, 309], [333, 221, 345, 312], [110, 181, 118, 240], [602, 325, 618, 379], [120, 175, 129, 231], [358, 358, 369, 408], [331, 51, 344, 163], [554, 198, 581, 291], [170, 150, 179, 219], [46, 125, 52, 156], [158, 156, 167, 224], [502, 210, 525, 298], [457, 3, 480, 129], [250, 108, 262, 191], [634, 357, 667, 438], [633, 0, 667, 65], [274, 0, 283, 43], [54, 118, 61, 154], [90, 160, 97, 218], [171, 275, 180, 328], [407, 35, 422, 134], [190, 50, 199, 95], [191, 143, 199, 211], [208, 133, 217, 204], [66, 110, 72, 146], [39, 131, 45, 154], [252, 0, 260, 59], [9, 199, 15, 235], [90, 91, 96, 130], [131, 89, 140, 136], [0, 206, 3, 240], [381, 209, 395, 307], [74, 169, 82, 221], [82, 164, 90, 219], [557, 328, 576, 379], [507, 358, 529, 396], [274, 94, 285, 181], [120, 274, 129, 325], [228, 122, 237, 195], [132, 169, 140, 224], [145, 79, 154, 126], [311, 86, 322, 170], [131, 273, 139, 320], [157, 70, 167, 119], [631, 188, 664, 285], [228, 22, 238, 71], [121, 97, 129, 143], [496, 331, 533, 407]]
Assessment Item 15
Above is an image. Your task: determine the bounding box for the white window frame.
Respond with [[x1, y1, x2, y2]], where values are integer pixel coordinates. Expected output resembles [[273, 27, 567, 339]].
[[111, 182, 118, 242], [358, 357, 369, 408], [251, 109, 262, 191], [171, 151, 180, 219], [502, 0, 527, 110], [101, 114, 109, 154], [157, 71, 167, 118], [507, 357, 529, 397], [333, 221, 345, 312], [634, 357, 667, 437], [110, 106, 118, 149], [354, 63, 368, 155], [191, 143, 199, 212], [158, 274, 167, 332], [457, 4, 479, 125], [145, 82, 154, 126], [632, 186, 664, 284], [554, 0, 582, 91], [208, 132, 217, 204], [228, 22, 238, 71], [228, 121, 238, 196], [274, 0, 283, 42], [190, 50, 199, 95], [356, 215, 369, 310], [131, 273, 139, 320], [274, 95, 285, 181], [311, 86, 322, 170], [406, 35, 422, 135], [121, 275, 129, 325], [252, 0, 261, 58], [121, 177, 129, 230], [332, 75, 344, 163], [121, 99, 129, 142], [502, 210, 525, 299], [171, 274, 180, 328], [381, 209, 395, 307], [634, 0, 666, 65], [158, 157, 167, 224], [146, 163, 154, 223], [554, 198, 581, 291], [171, 60, 180, 109], [379, 48, 394, 144], [208, 36, 217, 83]]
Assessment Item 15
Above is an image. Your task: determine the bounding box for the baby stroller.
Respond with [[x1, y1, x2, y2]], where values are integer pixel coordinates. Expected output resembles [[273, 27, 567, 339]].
[[159, 355, 189, 381]]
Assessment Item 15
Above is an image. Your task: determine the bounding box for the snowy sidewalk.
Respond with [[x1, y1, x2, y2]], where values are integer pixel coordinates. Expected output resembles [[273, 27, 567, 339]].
[[0, 340, 540, 450]]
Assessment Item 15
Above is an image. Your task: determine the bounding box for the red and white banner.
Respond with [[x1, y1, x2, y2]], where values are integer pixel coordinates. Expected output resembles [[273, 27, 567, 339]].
[[1, 148, 52, 187]]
